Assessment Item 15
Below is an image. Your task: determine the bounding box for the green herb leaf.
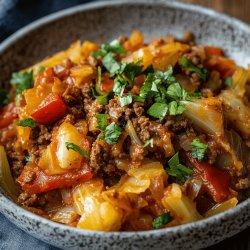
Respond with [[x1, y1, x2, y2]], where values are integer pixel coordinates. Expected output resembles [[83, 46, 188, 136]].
[[0, 89, 10, 108], [225, 76, 233, 87], [147, 103, 168, 121], [152, 211, 174, 229], [10, 71, 33, 95], [102, 53, 121, 77], [166, 83, 190, 101], [133, 95, 145, 102], [168, 101, 186, 115], [166, 152, 193, 181], [191, 138, 208, 161], [143, 138, 154, 148], [139, 73, 155, 99], [155, 67, 177, 85], [65, 142, 89, 158], [180, 56, 207, 81], [92, 39, 126, 58], [25, 155, 32, 163], [17, 118, 36, 129], [113, 74, 127, 96], [101, 122, 123, 145], [94, 114, 110, 131], [119, 60, 143, 82], [92, 89, 110, 105], [37, 65, 45, 74], [119, 93, 133, 107], [144, 64, 154, 74]]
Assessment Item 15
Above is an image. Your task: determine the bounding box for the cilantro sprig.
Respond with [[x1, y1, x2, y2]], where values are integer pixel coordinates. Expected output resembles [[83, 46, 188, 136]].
[[180, 56, 207, 81], [166, 152, 193, 182], [92, 39, 126, 58], [94, 114, 110, 131], [17, 118, 36, 129], [10, 71, 33, 95], [191, 138, 207, 161], [65, 142, 89, 158], [100, 122, 123, 145], [152, 211, 174, 229]]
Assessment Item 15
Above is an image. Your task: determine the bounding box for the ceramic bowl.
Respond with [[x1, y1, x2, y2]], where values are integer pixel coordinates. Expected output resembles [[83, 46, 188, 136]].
[[0, 1, 250, 249]]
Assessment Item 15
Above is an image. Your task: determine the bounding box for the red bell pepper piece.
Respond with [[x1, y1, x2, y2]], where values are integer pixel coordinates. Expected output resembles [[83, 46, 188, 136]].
[[36, 67, 55, 85], [0, 102, 18, 129], [31, 93, 67, 124], [100, 79, 114, 93], [188, 157, 231, 203], [17, 164, 93, 194], [205, 46, 223, 56]]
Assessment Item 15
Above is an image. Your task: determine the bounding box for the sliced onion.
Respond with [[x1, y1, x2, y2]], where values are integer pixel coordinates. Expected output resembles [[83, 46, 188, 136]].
[[182, 98, 224, 136], [125, 120, 143, 146], [61, 188, 73, 205], [0, 146, 19, 200], [205, 197, 238, 217], [185, 178, 203, 201], [51, 206, 78, 224]]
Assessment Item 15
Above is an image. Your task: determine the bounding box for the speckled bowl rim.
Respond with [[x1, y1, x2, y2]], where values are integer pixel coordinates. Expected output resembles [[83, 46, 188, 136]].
[[0, 0, 249, 238]]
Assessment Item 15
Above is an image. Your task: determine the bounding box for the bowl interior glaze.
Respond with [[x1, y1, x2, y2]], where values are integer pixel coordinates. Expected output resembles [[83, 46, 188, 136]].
[[0, 1, 250, 250]]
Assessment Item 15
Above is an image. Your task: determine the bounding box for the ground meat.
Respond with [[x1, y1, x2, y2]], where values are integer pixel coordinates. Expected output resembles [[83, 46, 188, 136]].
[[130, 141, 147, 163], [30, 125, 51, 145], [165, 115, 189, 133], [63, 86, 86, 119], [17, 192, 38, 207], [206, 139, 222, 164], [90, 140, 111, 171]]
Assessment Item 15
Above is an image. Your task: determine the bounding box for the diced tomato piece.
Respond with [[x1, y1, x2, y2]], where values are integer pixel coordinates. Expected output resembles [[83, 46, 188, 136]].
[[0, 102, 17, 129], [31, 93, 67, 124], [205, 46, 223, 56], [100, 79, 114, 94], [206, 56, 236, 79], [17, 164, 93, 194], [187, 157, 231, 203]]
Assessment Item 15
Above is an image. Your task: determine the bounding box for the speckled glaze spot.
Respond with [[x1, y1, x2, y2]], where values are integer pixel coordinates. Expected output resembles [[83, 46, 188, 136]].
[[0, 1, 250, 249]]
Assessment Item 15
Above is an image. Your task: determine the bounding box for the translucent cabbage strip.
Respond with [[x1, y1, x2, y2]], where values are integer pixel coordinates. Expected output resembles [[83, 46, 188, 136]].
[[205, 197, 238, 217], [219, 89, 250, 139], [182, 98, 224, 136], [0, 146, 19, 200]]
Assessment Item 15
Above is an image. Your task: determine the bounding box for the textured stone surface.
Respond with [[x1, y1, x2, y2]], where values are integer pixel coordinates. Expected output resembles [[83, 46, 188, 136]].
[[0, 1, 250, 249]]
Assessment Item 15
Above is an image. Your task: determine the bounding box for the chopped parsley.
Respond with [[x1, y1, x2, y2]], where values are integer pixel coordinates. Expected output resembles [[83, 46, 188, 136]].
[[152, 211, 174, 229], [119, 60, 143, 83], [180, 56, 207, 81], [0, 89, 10, 108], [37, 65, 45, 74], [92, 89, 110, 105], [191, 138, 207, 161], [10, 71, 33, 95], [100, 122, 123, 145], [166, 152, 193, 182], [143, 138, 154, 148], [225, 76, 233, 87], [147, 103, 168, 121], [166, 83, 190, 101], [94, 114, 110, 131], [113, 75, 127, 96], [119, 93, 133, 107], [17, 118, 36, 129], [102, 53, 121, 77], [65, 142, 89, 158], [92, 39, 126, 58], [168, 101, 186, 115]]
